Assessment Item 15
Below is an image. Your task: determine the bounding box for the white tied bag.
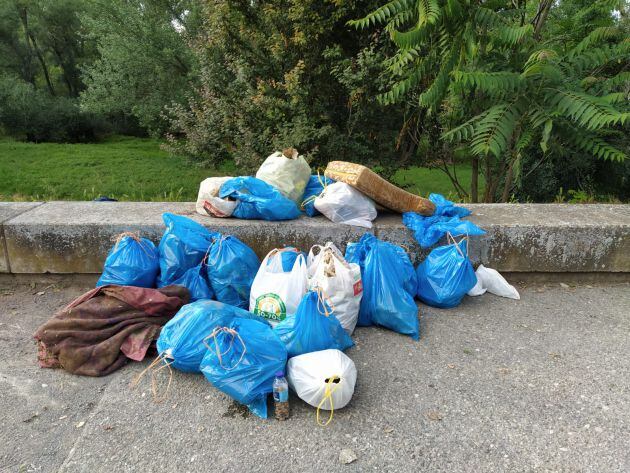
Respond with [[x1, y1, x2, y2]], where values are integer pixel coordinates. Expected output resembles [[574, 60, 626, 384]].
[[288, 349, 357, 424], [195, 177, 237, 218], [307, 243, 362, 334], [255, 148, 311, 204], [314, 182, 377, 228], [467, 264, 520, 300], [249, 249, 309, 326]]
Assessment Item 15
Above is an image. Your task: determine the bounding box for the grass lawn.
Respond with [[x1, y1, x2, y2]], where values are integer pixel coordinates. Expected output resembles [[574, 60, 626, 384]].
[[0, 136, 236, 201], [0, 136, 477, 201], [392, 165, 482, 201]]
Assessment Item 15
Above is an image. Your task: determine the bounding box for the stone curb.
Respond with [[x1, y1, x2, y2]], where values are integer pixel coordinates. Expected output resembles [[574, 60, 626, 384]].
[[1, 201, 629, 274], [0, 202, 44, 273]]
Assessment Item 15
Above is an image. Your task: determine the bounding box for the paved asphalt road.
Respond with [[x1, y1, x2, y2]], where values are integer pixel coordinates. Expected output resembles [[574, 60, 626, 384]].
[[0, 279, 628, 473]]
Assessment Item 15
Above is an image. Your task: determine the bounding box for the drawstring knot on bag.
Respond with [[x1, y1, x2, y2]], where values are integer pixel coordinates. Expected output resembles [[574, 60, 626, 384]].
[[446, 232, 469, 256], [316, 375, 342, 426], [300, 170, 329, 211], [203, 327, 247, 371], [113, 231, 155, 258]]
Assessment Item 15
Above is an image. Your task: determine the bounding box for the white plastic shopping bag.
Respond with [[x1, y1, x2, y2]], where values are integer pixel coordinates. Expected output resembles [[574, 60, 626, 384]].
[[287, 349, 357, 426], [196, 177, 237, 218], [314, 182, 377, 228], [249, 249, 309, 326], [255, 148, 311, 204], [467, 264, 520, 300], [307, 243, 362, 334]]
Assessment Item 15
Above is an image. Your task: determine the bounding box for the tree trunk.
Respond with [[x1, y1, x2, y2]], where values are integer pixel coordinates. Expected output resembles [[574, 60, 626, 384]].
[[500, 158, 515, 202], [18, 7, 56, 96], [471, 156, 479, 203], [533, 1, 552, 40], [16, 18, 37, 86], [51, 45, 76, 96], [487, 159, 507, 203], [30, 33, 56, 96], [482, 156, 492, 202]]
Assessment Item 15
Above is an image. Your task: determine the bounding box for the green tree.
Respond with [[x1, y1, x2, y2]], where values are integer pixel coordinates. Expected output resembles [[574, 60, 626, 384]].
[[351, 0, 629, 202], [165, 0, 407, 172], [0, 0, 93, 96], [80, 0, 201, 135], [40, 0, 92, 97], [0, 0, 105, 142]]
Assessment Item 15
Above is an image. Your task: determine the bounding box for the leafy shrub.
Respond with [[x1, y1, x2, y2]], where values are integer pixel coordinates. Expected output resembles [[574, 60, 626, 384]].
[[79, 0, 200, 137], [164, 0, 406, 172], [0, 75, 107, 142], [351, 0, 629, 202]]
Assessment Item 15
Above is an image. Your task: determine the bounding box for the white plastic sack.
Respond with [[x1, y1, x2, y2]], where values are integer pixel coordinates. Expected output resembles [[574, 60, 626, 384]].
[[314, 182, 377, 228], [255, 148, 311, 204], [467, 264, 520, 300], [249, 249, 309, 326], [467, 274, 486, 296], [287, 349, 357, 419], [307, 243, 362, 334], [196, 177, 237, 218]]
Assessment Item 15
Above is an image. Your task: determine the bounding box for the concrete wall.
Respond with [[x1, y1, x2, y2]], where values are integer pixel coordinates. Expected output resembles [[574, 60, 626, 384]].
[[0, 202, 43, 273], [1, 201, 628, 274]]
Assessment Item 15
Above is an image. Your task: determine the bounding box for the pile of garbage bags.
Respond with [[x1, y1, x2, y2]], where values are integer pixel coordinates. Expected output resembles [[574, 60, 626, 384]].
[[35, 149, 520, 424], [195, 149, 381, 228]]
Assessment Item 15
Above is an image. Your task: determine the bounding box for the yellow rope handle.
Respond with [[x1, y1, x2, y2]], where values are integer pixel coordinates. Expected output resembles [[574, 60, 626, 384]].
[[300, 170, 329, 210], [300, 194, 317, 210], [317, 170, 328, 190], [203, 327, 247, 371], [316, 375, 342, 427], [315, 286, 335, 317]]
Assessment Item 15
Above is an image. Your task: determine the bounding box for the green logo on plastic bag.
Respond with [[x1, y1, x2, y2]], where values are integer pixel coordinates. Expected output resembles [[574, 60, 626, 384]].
[[254, 293, 286, 322]]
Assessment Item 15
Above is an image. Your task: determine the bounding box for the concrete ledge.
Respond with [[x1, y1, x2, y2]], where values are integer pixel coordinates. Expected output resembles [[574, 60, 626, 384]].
[[0, 202, 43, 272], [379, 203, 630, 272], [1, 201, 629, 274]]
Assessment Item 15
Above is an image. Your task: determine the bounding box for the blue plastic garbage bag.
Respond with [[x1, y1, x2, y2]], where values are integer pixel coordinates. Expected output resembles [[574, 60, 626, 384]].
[[96, 234, 159, 288], [206, 235, 260, 309], [416, 236, 477, 308], [273, 291, 353, 357], [403, 212, 485, 248], [157, 213, 220, 286], [345, 233, 419, 340], [429, 193, 471, 218], [200, 317, 287, 418], [403, 194, 484, 249], [301, 175, 334, 217], [157, 300, 266, 373], [219, 177, 301, 221], [171, 263, 214, 302]]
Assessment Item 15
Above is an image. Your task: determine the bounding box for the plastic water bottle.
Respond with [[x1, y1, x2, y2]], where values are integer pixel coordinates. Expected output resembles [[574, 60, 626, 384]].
[[273, 370, 290, 420]]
